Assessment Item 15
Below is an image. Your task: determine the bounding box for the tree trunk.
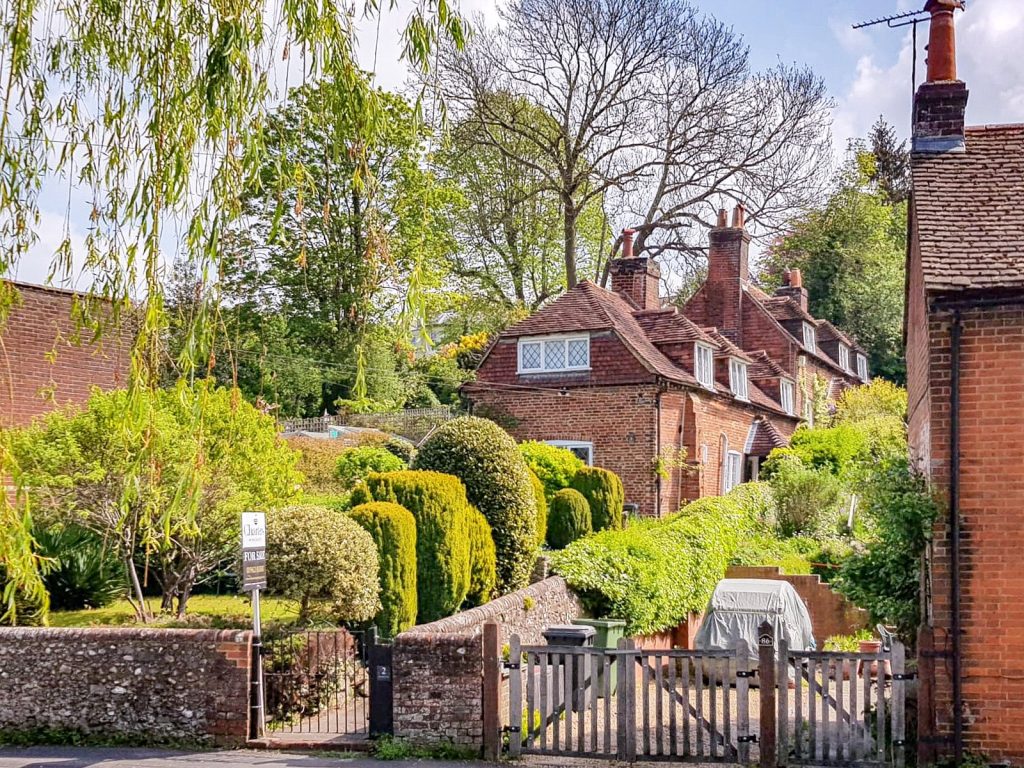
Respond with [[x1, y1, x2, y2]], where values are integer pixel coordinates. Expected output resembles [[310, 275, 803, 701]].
[[176, 583, 193, 621], [563, 198, 578, 289], [125, 553, 151, 623]]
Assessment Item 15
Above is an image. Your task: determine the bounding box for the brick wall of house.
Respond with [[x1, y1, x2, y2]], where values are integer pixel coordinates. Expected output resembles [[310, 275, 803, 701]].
[[392, 577, 583, 750], [906, 236, 932, 473], [0, 283, 131, 427], [691, 396, 762, 497], [0, 627, 251, 745], [921, 304, 1024, 762]]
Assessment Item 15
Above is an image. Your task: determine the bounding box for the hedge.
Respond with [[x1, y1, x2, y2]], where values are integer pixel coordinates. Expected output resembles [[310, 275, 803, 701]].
[[414, 417, 537, 593], [547, 488, 592, 549], [528, 469, 548, 547], [550, 484, 770, 635], [571, 467, 624, 531], [335, 446, 406, 489], [519, 441, 585, 498], [466, 507, 498, 606], [349, 501, 418, 637], [351, 470, 471, 623]]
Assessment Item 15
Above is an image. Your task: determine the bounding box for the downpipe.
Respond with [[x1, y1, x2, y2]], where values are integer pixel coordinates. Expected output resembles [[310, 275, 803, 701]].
[[950, 310, 963, 764]]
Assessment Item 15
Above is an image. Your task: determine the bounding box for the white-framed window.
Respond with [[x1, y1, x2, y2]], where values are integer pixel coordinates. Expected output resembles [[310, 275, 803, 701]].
[[545, 440, 593, 465], [802, 322, 817, 353], [857, 354, 869, 381], [724, 450, 743, 492], [802, 392, 815, 426], [517, 334, 590, 374], [729, 358, 749, 401], [695, 343, 715, 390], [838, 344, 851, 372], [780, 379, 795, 416]]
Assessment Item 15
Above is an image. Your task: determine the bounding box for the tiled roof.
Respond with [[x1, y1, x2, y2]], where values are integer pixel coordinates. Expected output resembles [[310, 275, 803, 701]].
[[703, 329, 754, 362], [750, 289, 817, 325], [815, 320, 853, 347], [747, 418, 787, 457], [634, 308, 714, 344], [912, 124, 1024, 292], [748, 351, 790, 380]]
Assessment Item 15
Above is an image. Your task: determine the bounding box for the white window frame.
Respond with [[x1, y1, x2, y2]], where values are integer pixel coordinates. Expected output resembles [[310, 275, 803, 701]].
[[780, 379, 795, 416], [729, 358, 749, 401], [723, 450, 743, 493], [694, 343, 715, 390], [517, 334, 590, 374], [545, 440, 594, 465], [802, 322, 817, 353], [803, 392, 815, 427], [857, 354, 869, 381], [838, 344, 851, 372]]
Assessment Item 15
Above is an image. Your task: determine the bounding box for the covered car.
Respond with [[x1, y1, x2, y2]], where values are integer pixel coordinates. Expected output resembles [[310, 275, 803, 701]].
[[694, 578, 816, 660]]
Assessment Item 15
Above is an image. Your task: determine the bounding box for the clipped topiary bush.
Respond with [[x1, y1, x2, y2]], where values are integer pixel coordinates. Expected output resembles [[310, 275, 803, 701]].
[[335, 445, 406, 490], [571, 467, 624, 532], [466, 507, 497, 607], [266, 504, 381, 622], [547, 488, 592, 549], [351, 470, 471, 622], [381, 436, 417, 464], [528, 469, 548, 547], [414, 417, 537, 593], [519, 441, 585, 499], [349, 501, 418, 637]]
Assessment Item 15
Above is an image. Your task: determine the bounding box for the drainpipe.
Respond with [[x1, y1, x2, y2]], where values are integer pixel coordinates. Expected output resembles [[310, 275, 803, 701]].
[[949, 310, 963, 764], [655, 386, 663, 516]]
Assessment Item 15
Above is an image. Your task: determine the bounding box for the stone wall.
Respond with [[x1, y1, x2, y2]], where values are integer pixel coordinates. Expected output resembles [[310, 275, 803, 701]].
[[392, 576, 584, 750], [726, 565, 869, 640], [0, 627, 252, 745]]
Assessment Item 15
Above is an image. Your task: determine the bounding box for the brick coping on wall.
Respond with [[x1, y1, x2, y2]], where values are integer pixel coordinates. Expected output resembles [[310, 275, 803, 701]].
[[0, 626, 250, 641]]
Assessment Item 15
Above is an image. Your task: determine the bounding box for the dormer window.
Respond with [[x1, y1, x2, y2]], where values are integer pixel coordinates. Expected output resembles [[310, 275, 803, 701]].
[[729, 358, 749, 401], [838, 344, 851, 372], [517, 334, 590, 373], [780, 379, 795, 416], [695, 343, 715, 390], [802, 322, 817, 353], [857, 353, 869, 381]]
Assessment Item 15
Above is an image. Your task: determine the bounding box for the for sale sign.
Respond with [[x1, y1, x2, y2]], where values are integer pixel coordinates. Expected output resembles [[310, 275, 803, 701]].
[[241, 512, 267, 591]]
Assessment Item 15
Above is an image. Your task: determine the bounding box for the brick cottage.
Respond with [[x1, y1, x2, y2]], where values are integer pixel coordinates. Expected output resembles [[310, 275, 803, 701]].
[[466, 207, 867, 517], [0, 281, 131, 426], [906, 1, 1024, 763]]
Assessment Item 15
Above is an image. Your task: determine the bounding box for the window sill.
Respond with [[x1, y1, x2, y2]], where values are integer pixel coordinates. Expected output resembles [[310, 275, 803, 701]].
[[517, 368, 592, 375]]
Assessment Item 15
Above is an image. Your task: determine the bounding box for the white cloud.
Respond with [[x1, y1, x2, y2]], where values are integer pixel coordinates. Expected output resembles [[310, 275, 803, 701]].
[[5, 209, 90, 289], [832, 0, 1024, 146]]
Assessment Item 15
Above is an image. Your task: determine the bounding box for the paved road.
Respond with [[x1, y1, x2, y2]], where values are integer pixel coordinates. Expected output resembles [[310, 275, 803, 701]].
[[0, 747, 490, 768]]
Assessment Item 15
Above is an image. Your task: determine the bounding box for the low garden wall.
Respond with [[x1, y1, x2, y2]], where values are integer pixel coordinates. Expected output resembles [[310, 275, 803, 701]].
[[392, 576, 583, 751], [0, 627, 252, 746]]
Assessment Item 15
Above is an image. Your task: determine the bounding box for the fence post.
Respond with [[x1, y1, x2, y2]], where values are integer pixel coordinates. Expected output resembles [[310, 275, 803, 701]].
[[737, 640, 751, 765], [777, 637, 789, 766], [483, 622, 502, 761], [759, 621, 777, 768], [367, 627, 394, 737], [892, 640, 906, 768]]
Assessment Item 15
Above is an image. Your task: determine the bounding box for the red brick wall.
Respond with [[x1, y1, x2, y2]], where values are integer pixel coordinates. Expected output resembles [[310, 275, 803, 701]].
[[0, 283, 131, 426], [690, 395, 760, 498], [919, 303, 1024, 762], [906, 234, 932, 474]]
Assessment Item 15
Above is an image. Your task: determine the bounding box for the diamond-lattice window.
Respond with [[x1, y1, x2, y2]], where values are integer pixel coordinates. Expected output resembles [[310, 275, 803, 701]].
[[567, 339, 589, 368], [520, 342, 542, 370]]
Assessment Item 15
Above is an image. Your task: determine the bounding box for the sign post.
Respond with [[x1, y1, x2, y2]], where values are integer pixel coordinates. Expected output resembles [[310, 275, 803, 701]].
[[241, 511, 267, 739]]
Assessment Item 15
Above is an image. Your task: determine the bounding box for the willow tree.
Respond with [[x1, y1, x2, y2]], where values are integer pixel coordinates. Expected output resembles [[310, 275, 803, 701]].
[[0, 0, 465, 623]]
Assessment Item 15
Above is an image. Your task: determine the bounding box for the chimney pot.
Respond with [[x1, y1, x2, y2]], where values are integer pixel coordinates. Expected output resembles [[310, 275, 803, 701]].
[[790, 268, 803, 289], [731, 204, 746, 229], [716, 208, 728, 228], [924, 0, 964, 83], [622, 228, 635, 259]]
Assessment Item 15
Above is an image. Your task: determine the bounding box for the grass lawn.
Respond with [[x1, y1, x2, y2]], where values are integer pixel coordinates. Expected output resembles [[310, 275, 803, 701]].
[[49, 594, 303, 629]]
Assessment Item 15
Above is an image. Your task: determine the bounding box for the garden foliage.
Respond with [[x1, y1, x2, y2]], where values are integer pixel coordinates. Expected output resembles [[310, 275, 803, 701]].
[[351, 470, 471, 622], [265, 504, 381, 622], [571, 467, 624, 531], [414, 417, 537, 592], [763, 454, 845, 538], [33, 525, 125, 611], [335, 446, 406, 489], [519, 441, 584, 499], [547, 488, 592, 549], [528, 470, 548, 547], [466, 507, 498, 607], [349, 501, 418, 637]]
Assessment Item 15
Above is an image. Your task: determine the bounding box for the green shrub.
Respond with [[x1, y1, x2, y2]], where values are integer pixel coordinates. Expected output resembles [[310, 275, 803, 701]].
[[414, 417, 537, 593], [519, 441, 584, 498], [285, 436, 352, 494], [570, 467, 624, 532], [726, 481, 779, 535], [550, 486, 758, 635], [300, 492, 351, 512], [765, 454, 845, 537], [265, 504, 381, 622], [466, 507, 497, 606], [0, 566, 48, 626], [351, 470, 471, 622], [771, 424, 870, 477], [382, 436, 417, 464], [33, 525, 125, 611], [349, 502, 418, 637], [528, 469, 548, 547], [335, 446, 406, 490], [546, 488, 593, 549]]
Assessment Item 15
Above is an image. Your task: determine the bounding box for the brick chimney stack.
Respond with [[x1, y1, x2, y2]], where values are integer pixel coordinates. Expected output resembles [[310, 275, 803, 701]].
[[705, 204, 750, 343], [774, 267, 809, 312], [609, 228, 662, 311], [913, 0, 968, 154]]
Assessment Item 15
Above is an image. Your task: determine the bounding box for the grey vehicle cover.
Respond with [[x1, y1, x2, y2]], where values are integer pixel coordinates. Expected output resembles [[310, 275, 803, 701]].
[[693, 578, 816, 660]]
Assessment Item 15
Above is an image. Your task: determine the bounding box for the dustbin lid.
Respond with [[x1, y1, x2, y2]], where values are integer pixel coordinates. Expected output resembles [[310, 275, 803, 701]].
[[542, 625, 596, 640], [572, 618, 627, 629]]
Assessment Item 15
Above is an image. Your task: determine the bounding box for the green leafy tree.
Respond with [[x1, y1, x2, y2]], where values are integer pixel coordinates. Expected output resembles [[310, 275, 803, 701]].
[[349, 501, 418, 637], [519, 442, 585, 499], [866, 116, 910, 205]]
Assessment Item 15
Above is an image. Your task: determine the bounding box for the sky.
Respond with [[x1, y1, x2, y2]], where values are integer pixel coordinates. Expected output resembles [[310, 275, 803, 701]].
[[11, 0, 1024, 288]]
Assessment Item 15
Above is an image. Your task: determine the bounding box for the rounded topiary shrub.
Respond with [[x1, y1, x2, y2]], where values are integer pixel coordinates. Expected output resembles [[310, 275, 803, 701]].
[[351, 470, 471, 622], [335, 446, 406, 490], [571, 467, 625, 532], [266, 504, 381, 622], [413, 417, 537, 593], [466, 507, 497, 607], [349, 501, 418, 637], [528, 469, 548, 547], [547, 488, 592, 549], [519, 441, 585, 499], [381, 436, 417, 464]]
